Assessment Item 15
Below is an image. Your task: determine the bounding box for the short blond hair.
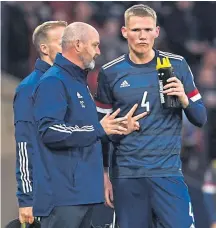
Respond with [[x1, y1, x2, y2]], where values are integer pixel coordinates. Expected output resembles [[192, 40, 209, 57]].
[[124, 4, 157, 26], [32, 21, 67, 54]]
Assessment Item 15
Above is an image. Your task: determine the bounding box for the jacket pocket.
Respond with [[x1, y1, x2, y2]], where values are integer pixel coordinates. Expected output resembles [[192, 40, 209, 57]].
[[69, 150, 81, 187], [72, 161, 79, 187]]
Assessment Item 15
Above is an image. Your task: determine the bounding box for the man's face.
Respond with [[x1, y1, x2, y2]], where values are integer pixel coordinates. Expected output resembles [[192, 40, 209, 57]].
[[80, 30, 101, 70], [47, 26, 65, 63], [122, 16, 159, 56]]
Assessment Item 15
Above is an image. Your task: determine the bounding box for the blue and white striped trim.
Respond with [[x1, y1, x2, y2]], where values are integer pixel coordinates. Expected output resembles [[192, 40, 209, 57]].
[[18, 142, 32, 193], [95, 100, 113, 114], [159, 51, 184, 61], [102, 55, 125, 70], [96, 106, 113, 114], [49, 124, 95, 133]]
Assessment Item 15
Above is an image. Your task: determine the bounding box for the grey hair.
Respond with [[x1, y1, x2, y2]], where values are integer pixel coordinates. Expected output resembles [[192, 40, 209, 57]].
[[61, 22, 96, 50]]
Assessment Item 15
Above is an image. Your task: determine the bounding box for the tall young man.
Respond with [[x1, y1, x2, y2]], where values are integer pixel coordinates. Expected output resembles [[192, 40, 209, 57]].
[[95, 4, 207, 228]]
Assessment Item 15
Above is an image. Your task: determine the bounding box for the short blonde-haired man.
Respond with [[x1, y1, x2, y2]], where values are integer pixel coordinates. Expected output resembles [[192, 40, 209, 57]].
[[32, 21, 67, 64], [95, 4, 206, 228], [14, 20, 67, 225]]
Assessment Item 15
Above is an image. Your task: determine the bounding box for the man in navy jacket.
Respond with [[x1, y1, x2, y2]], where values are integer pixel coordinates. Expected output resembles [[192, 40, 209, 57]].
[[32, 22, 142, 228], [13, 21, 67, 225]]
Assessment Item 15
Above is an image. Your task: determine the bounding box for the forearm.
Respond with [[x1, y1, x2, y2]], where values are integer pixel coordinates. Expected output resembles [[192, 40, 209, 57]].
[[38, 118, 106, 149], [17, 192, 33, 207], [183, 100, 207, 127], [16, 148, 33, 208], [15, 122, 34, 207], [179, 94, 189, 109]]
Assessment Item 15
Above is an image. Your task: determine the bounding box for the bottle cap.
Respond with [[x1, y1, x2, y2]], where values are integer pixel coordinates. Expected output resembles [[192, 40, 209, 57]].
[[156, 57, 171, 70]]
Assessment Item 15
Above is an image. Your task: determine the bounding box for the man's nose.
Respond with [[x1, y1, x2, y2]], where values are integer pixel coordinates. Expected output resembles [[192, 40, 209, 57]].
[[139, 30, 147, 40], [96, 47, 101, 56]]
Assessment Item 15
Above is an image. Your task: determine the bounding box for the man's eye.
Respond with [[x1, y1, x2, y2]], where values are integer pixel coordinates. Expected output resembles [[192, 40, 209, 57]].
[[132, 29, 140, 32]]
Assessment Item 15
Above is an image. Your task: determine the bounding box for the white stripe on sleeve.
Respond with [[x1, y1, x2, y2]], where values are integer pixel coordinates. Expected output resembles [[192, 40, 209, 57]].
[[21, 142, 29, 193], [24, 142, 32, 192], [18, 142, 32, 193], [49, 124, 95, 133], [49, 126, 72, 133], [18, 142, 26, 193]]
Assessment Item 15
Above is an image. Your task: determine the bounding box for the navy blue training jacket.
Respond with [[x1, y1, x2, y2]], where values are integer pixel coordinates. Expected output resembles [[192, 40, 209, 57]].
[[14, 59, 50, 207], [95, 50, 207, 178], [32, 53, 106, 216]]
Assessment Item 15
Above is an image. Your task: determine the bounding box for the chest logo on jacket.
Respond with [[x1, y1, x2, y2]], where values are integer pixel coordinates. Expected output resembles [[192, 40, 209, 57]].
[[77, 92, 85, 108]]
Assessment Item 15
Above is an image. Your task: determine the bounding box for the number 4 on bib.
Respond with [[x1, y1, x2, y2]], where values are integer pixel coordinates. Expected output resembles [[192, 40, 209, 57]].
[[141, 91, 150, 112]]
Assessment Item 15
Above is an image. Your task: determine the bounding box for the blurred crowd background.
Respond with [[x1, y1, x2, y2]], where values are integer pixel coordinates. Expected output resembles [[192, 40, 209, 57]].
[[1, 1, 216, 228]]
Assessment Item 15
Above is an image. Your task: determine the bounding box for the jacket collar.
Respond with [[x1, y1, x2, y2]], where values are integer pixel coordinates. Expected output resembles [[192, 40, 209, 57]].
[[54, 53, 88, 81], [34, 58, 51, 73]]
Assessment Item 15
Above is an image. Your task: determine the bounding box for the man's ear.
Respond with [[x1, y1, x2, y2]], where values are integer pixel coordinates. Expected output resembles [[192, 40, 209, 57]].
[[40, 43, 49, 56], [121, 26, 128, 39], [74, 39, 83, 52], [155, 26, 160, 39]]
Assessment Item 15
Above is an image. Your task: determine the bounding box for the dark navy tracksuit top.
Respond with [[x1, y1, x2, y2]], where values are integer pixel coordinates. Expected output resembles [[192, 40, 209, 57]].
[[14, 59, 50, 208], [32, 53, 106, 216]]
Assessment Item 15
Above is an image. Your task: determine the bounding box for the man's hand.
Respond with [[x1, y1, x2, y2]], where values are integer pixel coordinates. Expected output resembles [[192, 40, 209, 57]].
[[100, 108, 128, 135], [19, 207, 34, 224], [163, 77, 189, 108], [123, 104, 148, 135], [211, 223, 216, 228], [104, 170, 114, 208]]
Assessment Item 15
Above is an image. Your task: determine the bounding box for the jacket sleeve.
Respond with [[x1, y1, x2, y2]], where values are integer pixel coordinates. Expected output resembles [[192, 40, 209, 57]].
[[180, 58, 207, 127], [13, 88, 33, 207], [33, 77, 106, 149]]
